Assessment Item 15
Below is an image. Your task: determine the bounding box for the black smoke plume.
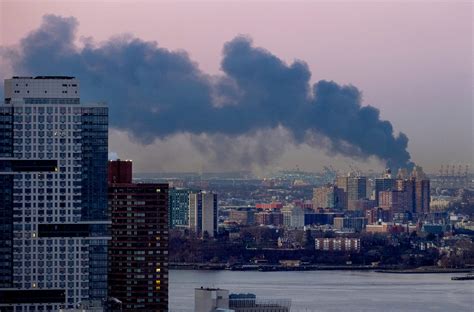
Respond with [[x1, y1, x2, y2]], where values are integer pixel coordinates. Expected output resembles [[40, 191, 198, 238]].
[[1, 15, 413, 170]]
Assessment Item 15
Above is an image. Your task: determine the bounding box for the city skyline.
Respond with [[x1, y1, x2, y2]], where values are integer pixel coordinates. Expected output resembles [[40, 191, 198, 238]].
[[0, 1, 472, 174], [0, 2, 472, 311]]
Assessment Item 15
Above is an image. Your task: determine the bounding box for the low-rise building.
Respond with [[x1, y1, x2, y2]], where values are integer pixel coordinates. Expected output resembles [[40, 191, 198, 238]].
[[229, 294, 290, 312], [195, 288, 291, 312], [314, 238, 361, 252], [304, 212, 344, 226], [229, 209, 255, 225], [255, 202, 283, 210], [457, 220, 474, 231], [195, 288, 230, 312], [255, 211, 283, 226], [365, 222, 416, 234], [365, 222, 393, 233], [365, 207, 392, 224], [333, 217, 367, 232], [430, 196, 451, 212], [348, 199, 376, 211], [422, 223, 450, 235], [279, 260, 301, 267]]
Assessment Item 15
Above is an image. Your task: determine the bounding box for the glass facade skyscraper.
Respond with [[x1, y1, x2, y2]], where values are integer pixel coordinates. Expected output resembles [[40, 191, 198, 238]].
[[169, 188, 190, 228], [347, 177, 367, 201], [0, 76, 109, 311]]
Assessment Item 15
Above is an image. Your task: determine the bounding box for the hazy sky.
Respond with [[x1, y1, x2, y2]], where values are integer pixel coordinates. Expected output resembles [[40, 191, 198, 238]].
[[1, 0, 472, 174]]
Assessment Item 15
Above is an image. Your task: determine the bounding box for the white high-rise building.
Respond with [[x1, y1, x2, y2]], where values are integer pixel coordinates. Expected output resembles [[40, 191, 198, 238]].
[[194, 288, 230, 312], [0, 76, 109, 311], [281, 204, 305, 229], [189, 191, 218, 237]]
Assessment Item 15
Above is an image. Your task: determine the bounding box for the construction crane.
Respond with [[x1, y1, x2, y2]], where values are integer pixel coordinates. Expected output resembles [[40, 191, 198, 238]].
[[437, 163, 471, 189]]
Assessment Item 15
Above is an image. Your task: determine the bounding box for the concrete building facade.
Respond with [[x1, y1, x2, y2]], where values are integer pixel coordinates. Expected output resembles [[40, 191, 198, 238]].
[[333, 217, 367, 232], [189, 191, 218, 237]]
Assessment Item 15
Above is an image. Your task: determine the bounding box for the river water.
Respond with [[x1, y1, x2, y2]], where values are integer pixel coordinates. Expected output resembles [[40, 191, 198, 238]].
[[169, 270, 473, 312]]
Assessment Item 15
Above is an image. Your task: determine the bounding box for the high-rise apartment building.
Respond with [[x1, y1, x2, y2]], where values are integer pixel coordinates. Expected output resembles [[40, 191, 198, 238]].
[[312, 185, 346, 210], [169, 188, 190, 229], [0, 76, 108, 310], [411, 165, 430, 214], [347, 176, 367, 200], [374, 169, 395, 206], [335, 176, 348, 192], [415, 179, 430, 214], [395, 178, 415, 213], [108, 160, 169, 311], [281, 205, 305, 229], [189, 191, 218, 237], [379, 190, 409, 213], [281, 205, 292, 228], [395, 166, 430, 215]]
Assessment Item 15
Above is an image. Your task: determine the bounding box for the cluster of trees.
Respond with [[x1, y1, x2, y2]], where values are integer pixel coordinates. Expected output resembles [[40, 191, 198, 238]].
[[169, 229, 245, 263], [359, 232, 438, 267], [448, 189, 474, 217], [168, 227, 473, 268], [438, 239, 474, 268]]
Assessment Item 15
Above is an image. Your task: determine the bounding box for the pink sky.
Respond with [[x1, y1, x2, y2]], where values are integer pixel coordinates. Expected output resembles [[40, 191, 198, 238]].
[[1, 1, 472, 172]]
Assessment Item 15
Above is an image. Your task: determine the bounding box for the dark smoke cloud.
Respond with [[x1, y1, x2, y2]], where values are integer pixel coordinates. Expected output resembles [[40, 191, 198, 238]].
[[1, 15, 413, 170]]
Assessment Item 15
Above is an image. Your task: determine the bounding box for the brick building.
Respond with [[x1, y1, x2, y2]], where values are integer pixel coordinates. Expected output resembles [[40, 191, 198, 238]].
[[108, 160, 169, 311]]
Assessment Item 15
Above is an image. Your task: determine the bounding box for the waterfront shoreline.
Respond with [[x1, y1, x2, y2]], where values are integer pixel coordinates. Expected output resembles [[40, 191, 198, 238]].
[[374, 268, 474, 274], [170, 269, 474, 312], [169, 263, 473, 274]]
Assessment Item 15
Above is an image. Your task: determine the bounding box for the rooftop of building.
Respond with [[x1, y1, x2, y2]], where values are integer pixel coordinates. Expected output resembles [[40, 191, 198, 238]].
[[229, 293, 257, 299], [11, 76, 76, 80], [195, 287, 226, 291]]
